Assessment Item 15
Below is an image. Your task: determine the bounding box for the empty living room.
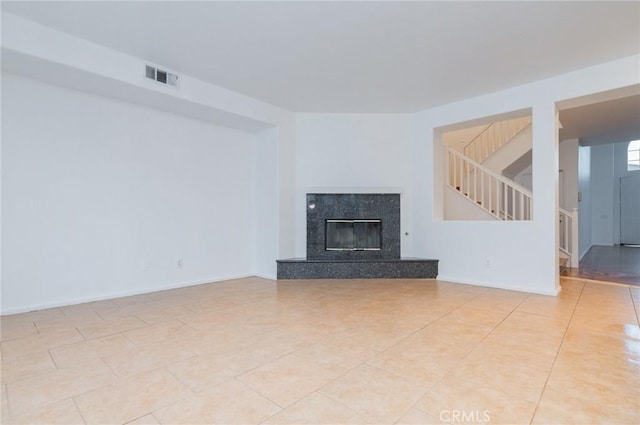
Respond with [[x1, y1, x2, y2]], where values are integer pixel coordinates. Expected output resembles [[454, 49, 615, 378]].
[[1, 1, 639, 424]]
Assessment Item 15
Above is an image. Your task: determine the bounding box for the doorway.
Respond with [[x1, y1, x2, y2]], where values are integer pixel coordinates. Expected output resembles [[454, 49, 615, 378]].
[[558, 90, 640, 286], [620, 174, 640, 245]]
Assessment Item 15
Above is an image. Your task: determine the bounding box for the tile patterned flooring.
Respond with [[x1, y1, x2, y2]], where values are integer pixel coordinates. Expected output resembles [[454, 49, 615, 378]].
[[1, 277, 639, 424]]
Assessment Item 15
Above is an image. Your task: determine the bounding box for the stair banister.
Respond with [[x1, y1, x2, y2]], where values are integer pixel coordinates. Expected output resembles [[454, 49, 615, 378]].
[[446, 146, 532, 221], [558, 207, 579, 268], [448, 147, 533, 196], [464, 116, 532, 164], [571, 208, 579, 268]]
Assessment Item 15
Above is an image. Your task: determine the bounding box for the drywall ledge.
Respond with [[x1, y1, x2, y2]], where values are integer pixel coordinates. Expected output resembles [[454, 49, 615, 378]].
[[2, 48, 271, 132]]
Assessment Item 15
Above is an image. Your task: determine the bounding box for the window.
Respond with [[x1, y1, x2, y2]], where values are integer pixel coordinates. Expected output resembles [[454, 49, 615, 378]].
[[628, 140, 640, 171]]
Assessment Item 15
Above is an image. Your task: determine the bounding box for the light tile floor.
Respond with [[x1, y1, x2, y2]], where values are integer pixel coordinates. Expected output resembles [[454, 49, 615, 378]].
[[1, 277, 639, 424]]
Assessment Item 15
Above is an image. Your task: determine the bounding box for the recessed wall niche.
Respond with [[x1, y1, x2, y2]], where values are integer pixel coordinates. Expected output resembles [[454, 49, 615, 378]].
[[441, 113, 534, 221]]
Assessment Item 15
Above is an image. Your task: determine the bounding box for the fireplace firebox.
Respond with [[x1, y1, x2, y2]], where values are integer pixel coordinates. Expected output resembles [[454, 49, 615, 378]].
[[326, 219, 381, 251]]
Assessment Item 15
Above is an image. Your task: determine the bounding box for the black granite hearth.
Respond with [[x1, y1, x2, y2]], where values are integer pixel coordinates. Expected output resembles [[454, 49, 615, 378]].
[[277, 257, 439, 279], [277, 193, 438, 280]]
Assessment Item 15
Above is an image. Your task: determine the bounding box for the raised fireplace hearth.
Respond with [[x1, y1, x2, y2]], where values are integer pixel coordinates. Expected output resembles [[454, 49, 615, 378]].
[[277, 193, 438, 279]]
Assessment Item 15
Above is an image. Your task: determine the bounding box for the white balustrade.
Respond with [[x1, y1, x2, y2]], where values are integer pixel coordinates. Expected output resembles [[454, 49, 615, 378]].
[[448, 119, 580, 272], [446, 147, 532, 221], [464, 116, 532, 163], [559, 207, 579, 268]]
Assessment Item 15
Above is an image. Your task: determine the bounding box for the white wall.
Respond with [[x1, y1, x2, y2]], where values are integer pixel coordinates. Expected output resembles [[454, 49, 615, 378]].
[[612, 140, 640, 244], [509, 139, 577, 212], [2, 11, 298, 285], [587, 140, 640, 247], [254, 128, 279, 278], [442, 124, 488, 153], [295, 114, 413, 257], [1, 74, 259, 313], [590, 144, 616, 246], [482, 125, 532, 175], [578, 145, 592, 258], [513, 165, 533, 191], [559, 138, 579, 211], [444, 187, 498, 221], [413, 55, 639, 295]]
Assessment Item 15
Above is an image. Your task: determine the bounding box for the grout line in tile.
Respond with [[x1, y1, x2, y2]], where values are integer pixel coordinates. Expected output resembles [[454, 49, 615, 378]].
[[630, 287, 640, 326], [232, 377, 286, 410], [321, 362, 432, 424], [151, 412, 162, 425], [4, 278, 636, 424], [46, 347, 60, 370], [4, 383, 14, 420], [528, 280, 586, 425], [71, 396, 88, 425], [356, 289, 487, 359], [407, 290, 545, 418]]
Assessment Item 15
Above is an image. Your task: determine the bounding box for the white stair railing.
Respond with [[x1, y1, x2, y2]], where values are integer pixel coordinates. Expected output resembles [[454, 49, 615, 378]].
[[464, 116, 532, 164], [447, 147, 532, 221], [559, 207, 579, 268]]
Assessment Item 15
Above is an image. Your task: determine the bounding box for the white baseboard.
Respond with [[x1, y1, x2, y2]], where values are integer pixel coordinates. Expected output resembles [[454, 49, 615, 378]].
[[0, 273, 258, 316], [253, 273, 277, 281], [436, 275, 560, 296], [579, 244, 593, 261]]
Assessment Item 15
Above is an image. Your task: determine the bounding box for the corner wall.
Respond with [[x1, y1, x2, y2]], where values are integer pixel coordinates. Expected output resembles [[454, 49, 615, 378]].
[[294, 114, 414, 257], [1, 74, 258, 313]]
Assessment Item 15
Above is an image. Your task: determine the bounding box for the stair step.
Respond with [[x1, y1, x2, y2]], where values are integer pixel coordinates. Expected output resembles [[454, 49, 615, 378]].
[[559, 256, 569, 276], [452, 184, 500, 218]]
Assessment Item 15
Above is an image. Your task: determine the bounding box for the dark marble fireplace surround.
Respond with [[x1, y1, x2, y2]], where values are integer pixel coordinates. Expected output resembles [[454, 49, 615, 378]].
[[307, 194, 400, 260], [277, 193, 438, 279]]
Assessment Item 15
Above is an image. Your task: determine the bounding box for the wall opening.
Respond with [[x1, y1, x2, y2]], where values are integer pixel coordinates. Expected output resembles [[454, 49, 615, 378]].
[[439, 111, 534, 221]]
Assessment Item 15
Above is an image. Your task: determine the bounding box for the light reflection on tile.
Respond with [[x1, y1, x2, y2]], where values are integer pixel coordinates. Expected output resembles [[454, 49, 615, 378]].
[[0, 277, 638, 424]]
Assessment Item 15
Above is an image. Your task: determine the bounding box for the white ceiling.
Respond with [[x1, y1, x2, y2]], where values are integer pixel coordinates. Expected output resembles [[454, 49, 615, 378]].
[[560, 95, 640, 146], [2, 1, 639, 113]]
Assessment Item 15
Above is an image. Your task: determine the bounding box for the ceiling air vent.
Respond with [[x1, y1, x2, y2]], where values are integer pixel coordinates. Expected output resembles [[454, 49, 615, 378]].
[[145, 65, 178, 87]]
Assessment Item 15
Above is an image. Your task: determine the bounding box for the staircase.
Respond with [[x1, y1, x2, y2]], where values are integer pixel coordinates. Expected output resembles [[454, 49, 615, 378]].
[[559, 255, 569, 275], [464, 116, 531, 165], [445, 116, 579, 269], [446, 148, 532, 221]]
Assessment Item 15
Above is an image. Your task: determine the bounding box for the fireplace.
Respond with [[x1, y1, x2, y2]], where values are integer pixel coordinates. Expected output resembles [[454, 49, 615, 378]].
[[306, 193, 400, 260], [276, 192, 439, 279], [326, 219, 382, 251]]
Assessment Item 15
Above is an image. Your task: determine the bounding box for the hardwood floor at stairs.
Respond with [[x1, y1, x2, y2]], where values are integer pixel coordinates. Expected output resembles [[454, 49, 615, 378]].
[[565, 245, 640, 287]]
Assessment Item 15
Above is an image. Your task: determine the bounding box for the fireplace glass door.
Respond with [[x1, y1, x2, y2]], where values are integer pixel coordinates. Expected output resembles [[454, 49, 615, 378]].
[[325, 219, 381, 251]]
